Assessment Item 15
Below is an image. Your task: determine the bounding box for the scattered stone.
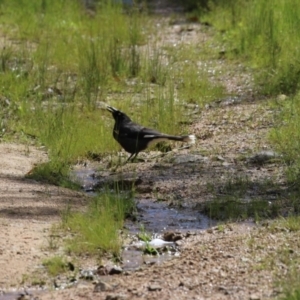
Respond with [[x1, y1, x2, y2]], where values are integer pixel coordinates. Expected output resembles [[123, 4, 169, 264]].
[[108, 265, 123, 275], [163, 231, 183, 242], [250, 294, 261, 300], [105, 294, 127, 300], [277, 94, 287, 101], [148, 284, 162, 291], [173, 154, 207, 164], [219, 96, 244, 106], [97, 265, 109, 276], [80, 269, 95, 280], [218, 286, 229, 294], [94, 281, 114, 292], [247, 151, 280, 165], [95, 176, 142, 191]]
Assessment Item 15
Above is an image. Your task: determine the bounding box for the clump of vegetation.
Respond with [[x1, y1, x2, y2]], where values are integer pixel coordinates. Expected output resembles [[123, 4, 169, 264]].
[[269, 93, 300, 184], [0, 0, 224, 183], [42, 256, 70, 277], [202, 176, 281, 221], [194, 0, 300, 194], [62, 191, 135, 256], [199, 0, 300, 96]]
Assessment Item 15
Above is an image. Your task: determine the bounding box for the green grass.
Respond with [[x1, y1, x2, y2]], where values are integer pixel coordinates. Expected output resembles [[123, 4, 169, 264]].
[[282, 288, 300, 300], [202, 176, 281, 221], [269, 94, 300, 183], [0, 0, 223, 263], [268, 216, 300, 300], [0, 0, 224, 181], [201, 0, 300, 96], [196, 0, 300, 206], [62, 190, 135, 256], [42, 256, 69, 277]]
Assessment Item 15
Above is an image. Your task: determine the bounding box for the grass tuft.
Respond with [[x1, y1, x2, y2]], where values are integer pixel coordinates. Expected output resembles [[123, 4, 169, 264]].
[[62, 190, 135, 256], [42, 256, 69, 277]]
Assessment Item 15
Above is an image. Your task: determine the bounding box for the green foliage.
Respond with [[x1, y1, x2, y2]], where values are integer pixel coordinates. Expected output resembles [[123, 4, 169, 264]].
[[62, 191, 135, 256], [0, 0, 224, 184], [203, 176, 280, 221], [271, 216, 300, 232], [282, 288, 300, 300], [203, 197, 276, 221], [238, 0, 300, 95], [137, 224, 151, 242], [270, 94, 300, 183], [203, 0, 300, 95], [42, 256, 69, 277]]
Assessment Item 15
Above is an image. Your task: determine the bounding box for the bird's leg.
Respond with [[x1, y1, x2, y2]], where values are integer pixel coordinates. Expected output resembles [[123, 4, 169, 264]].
[[126, 152, 138, 163], [126, 153, 135, 162]]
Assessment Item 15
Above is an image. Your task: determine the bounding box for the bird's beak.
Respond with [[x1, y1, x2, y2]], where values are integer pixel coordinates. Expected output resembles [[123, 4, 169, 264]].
[[106, 105, 118, 113]]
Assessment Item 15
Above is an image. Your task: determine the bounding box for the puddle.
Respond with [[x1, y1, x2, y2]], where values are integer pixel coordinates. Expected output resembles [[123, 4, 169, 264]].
[[71, 166, 214, 231], [71, 167, 98, 194], [126, 199, 214, 233], [71, 166, 215, 270]]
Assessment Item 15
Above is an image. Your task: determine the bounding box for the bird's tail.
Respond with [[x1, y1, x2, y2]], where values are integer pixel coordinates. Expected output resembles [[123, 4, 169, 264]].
[[159, 134, 196, 144], [182, 135, 196, 144]]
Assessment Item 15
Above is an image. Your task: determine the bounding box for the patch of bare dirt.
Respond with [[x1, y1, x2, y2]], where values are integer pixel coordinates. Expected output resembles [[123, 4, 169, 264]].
[[0, 143, 85, 293]]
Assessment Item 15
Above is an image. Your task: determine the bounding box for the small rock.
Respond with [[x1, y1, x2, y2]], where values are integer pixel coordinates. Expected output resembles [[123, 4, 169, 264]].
[[247, 151, 280, 165], [250, 294, 260, 300], [163, 231, 183, 242], [105, 294, 127, 300], [277, 94, 287, 101], [80, 269, 95, 280], [108, 265, 123, 275], [222, 161, 231, 167], [218, 286, 229, 294], [173, 154, 207, 164], [97, 265, 109, 275], [148, 284, 162, 291], [94, 281, 114, 292]]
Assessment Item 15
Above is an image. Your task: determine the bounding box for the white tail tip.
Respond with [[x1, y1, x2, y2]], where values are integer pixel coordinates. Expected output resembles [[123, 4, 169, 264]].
[[185, 135, 196, 144]]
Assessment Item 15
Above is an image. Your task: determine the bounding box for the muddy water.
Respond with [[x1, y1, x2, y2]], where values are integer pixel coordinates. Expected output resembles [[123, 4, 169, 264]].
[[126, 199, 214, 233], [72, 166, 215, 270], [72, 167, 214, 232]]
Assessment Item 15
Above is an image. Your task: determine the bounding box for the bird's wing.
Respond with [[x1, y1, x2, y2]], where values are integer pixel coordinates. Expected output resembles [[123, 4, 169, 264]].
[[139, 127, 164, 138], [119, 122, 162, 140]]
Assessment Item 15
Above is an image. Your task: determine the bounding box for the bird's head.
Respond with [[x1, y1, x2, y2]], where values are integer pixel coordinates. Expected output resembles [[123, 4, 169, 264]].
[[106, 106, 131, 123]]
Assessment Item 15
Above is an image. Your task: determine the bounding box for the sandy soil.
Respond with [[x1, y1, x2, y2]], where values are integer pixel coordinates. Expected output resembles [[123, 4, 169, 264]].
[[0, 144, 85, 293]]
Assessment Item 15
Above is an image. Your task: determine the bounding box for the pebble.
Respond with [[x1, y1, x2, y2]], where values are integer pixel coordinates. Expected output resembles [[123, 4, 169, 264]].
[[148, 284, 162, 291], [94, 281, 114, 292]]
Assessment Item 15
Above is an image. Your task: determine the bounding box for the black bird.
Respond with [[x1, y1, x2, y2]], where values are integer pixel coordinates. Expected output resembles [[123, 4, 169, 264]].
[[106, 106, 196, 161]]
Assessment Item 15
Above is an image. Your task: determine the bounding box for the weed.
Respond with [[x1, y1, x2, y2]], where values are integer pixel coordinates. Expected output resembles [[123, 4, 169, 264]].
[[62, 190, 135, 256], [203, 0, 300, 95], [46, 234, 60, 251], [42, 256, 68, 277], [216, 224, 226, 232], [271, 216, 300, 232], [137, 224, 152, 242], [143, 244, 159, 255], [202, 176, 281, 221], [0, 0, 224, 185], [282, 288, 300, 300]]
